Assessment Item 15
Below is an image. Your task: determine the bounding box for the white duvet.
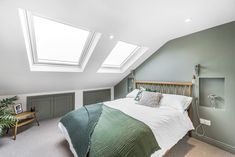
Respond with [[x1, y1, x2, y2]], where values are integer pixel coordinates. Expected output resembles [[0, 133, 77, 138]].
[[59, 98, 194, 157]]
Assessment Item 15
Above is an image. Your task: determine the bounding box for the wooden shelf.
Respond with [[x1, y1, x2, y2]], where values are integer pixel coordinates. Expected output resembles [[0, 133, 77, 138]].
[[17, 118, 35, 127]]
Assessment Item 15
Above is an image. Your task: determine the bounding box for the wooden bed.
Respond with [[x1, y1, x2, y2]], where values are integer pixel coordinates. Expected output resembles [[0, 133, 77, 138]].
[[59, 80, 194, 157], [134, 80, 193, 156]]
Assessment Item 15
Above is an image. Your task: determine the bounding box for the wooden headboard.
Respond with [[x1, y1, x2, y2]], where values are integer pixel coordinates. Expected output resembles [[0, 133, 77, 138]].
[[135, 80, 192, 97], [135, 80, 193, 125]]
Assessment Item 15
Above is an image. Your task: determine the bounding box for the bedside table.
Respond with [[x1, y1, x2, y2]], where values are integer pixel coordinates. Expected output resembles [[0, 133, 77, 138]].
[[13, 111, 39, 140]]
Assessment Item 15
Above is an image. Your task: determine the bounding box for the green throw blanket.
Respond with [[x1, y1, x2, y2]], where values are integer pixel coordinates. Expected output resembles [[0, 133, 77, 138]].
[[60, 103, 160, 157]]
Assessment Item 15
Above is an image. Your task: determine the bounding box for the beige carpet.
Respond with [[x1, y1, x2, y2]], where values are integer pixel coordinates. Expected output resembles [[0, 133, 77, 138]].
[[0, 118, 234, 157], [165, 137, 235, 157]]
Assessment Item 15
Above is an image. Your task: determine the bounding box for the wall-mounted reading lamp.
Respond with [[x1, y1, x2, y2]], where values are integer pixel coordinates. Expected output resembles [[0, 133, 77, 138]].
[[128, 70, 135, 92], [194, 64, 200, 76], [192, 64, 200, 84], [192, 75, 196, 84], [129, 70, 135, 79]]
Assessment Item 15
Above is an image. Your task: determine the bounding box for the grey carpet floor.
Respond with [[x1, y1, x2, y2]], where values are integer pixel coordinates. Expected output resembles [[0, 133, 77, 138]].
[[0, 118, 234, 157]]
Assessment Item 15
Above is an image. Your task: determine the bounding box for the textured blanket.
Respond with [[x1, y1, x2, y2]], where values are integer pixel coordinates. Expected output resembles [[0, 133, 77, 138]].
[[60, 103, 160, 157]]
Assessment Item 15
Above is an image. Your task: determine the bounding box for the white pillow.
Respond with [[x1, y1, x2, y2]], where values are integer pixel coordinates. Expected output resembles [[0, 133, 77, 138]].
[[159, 94, 192, 112], [126, 89, 140, 98]]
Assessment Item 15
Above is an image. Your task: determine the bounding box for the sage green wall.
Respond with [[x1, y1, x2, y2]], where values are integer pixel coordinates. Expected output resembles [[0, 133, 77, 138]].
[[114, 21, 235, 153], [114, 75, 130, 99]]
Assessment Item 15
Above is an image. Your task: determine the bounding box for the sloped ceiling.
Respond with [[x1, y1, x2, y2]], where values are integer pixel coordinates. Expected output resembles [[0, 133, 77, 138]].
[[0, 0, 235, 95]]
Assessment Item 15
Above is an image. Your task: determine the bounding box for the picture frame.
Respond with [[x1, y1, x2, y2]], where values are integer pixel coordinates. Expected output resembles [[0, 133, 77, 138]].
[[13, 103, 23, 114]]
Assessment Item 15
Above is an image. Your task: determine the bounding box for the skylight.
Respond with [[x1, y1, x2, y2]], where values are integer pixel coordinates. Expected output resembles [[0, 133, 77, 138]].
[[19, 9, 101, 72], [102, 41, 139, 67], [33, 16, 90, 65], [98, 41, 148, 73]]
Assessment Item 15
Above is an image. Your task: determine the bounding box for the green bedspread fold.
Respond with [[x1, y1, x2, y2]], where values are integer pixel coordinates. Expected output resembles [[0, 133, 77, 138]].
[[60, 103, 103, 157], [60, 103, 160, 157]]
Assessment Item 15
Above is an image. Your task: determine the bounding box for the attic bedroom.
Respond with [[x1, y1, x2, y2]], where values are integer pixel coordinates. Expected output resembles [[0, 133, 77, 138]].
[[0, 0, 235, 157]]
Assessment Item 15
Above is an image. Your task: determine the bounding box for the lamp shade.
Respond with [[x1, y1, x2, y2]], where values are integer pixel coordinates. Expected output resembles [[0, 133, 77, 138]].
[[192, 75, 196, 84]]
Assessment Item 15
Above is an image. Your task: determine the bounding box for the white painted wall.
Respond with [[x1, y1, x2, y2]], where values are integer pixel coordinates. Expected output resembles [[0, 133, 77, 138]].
[[0, 87, 114, 111], [2, 0, 235, 96]]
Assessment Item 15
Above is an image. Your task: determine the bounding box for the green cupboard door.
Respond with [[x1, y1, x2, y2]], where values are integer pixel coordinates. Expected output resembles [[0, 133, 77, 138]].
[[83, 89, 111, 105], [53, 93, 75, 117], [27, 96, 53, 120]]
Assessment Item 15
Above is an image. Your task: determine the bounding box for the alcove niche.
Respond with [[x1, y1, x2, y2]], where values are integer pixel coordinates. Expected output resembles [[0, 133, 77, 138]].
[[199, 77, 225, 109]]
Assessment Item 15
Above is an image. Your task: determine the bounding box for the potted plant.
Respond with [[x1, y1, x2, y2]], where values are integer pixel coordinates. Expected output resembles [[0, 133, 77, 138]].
[[0, 96, 18, 135]]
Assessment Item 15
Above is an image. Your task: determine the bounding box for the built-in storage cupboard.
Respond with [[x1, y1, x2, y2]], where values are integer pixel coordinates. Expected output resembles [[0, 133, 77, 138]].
[[27, 93, 75, 120], [83, 89, 111, 105]]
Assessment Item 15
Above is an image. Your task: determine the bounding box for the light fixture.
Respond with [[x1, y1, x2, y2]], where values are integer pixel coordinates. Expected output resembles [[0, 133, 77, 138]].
[[192, 75, 196, 84], [194, 64, 200, 76], [129, 70, 135, 79], [185, 18, 192, 23], [109, 35, 114, 39], [128, 70, 135, 92], [192, 64, 200, 84]]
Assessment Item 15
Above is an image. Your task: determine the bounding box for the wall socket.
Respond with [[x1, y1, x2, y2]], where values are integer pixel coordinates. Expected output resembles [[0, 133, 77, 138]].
[[200, 118, 211, 126]]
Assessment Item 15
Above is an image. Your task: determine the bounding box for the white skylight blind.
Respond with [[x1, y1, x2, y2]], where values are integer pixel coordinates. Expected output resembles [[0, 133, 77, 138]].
[[32, 15, 90, 65], [19, 8, 101, 72], [102, 41, 139, 67]]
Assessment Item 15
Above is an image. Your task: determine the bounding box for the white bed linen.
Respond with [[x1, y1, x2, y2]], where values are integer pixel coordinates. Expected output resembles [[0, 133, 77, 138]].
[[104, 98, 194, 157], [59, 98, 194, 157]]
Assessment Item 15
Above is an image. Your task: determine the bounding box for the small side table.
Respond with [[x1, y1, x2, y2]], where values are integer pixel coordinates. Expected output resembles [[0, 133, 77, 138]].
[[13, 111, 39, 140]]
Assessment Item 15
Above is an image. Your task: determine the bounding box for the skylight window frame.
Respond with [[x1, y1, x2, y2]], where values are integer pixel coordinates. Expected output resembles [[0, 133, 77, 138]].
[[25, 11, 94, 67], [19, 8, 101, 72], [101, 42, 141, 68], [98, 42, 148, 73]]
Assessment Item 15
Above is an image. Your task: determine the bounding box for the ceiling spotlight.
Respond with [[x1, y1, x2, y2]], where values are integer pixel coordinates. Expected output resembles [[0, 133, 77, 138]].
[[109, 35, 114, 39], [185, 18, 192, 23]]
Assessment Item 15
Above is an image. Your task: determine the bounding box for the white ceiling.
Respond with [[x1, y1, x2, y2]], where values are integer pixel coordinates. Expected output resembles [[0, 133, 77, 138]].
[[0, 0, 235, 95]]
